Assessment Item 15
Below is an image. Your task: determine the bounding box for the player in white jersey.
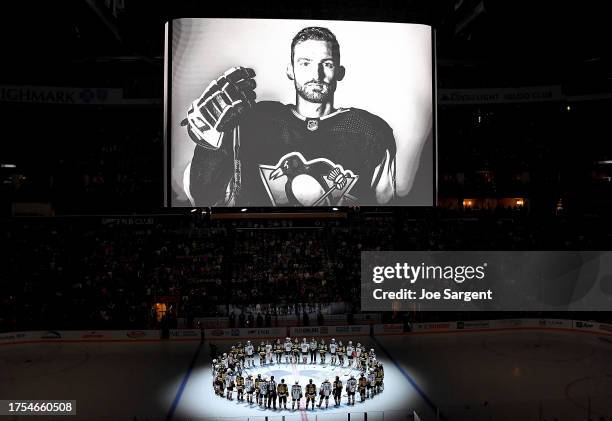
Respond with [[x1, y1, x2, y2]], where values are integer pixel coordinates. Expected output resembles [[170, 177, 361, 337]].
[[346, 374, 357, 405], [318, 378, 332, 408], [284, 338, 293, 364], [265, 341, 274, 364], [291, 381, 303, 410], [245, 341, 255, 367], [258, 377, 268, 407], [226, 369, 235, 400], [367, 369, 376, 398], [329, 338, 337, 365], [309, 337, 318, 363], [245, 374, 255, 404], [300, 338, 309, 364], [355, 343, 362, 369], [346, 341, 355, 368]]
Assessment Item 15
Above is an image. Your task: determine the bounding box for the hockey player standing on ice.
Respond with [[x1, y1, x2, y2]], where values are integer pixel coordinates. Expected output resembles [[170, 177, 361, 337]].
[[258, 341, 266, 366], [291, 381, 303, 410], [245, 374, 255, 404], [254, 374, 263, 406], [309, 337, 318, 363], [355, 342, 362, 369], [333, 376, 343, 407], [183, 27, 400, 207], [301, 338, 310, 364], [346, 374, 357, 405], [337, 340, 345, 366], [305, 379, 317, 410], [245, 340, 255, 367], [359, 346, 368, 370], [284, 337, 293, 364], [318, 339, 327, 364], [236, 372, 245, 401], [258, 377, 268, 407], [367, 368, 376, 398], [237, 342, 245, 370], [267, 375, 278, 409], [226, 369, 235, 400], [358, 373, 367, 402], [329, 338, 338, 365], [346, 341, 355, 368], [292, 338, 300, 364], [318, 378, 332, 408], [375, 362, 384, 394], [214, 371, 224, 397], [265, 340, 274, 365], [277, 379, 289, 409], [275, 339, 283, 364]]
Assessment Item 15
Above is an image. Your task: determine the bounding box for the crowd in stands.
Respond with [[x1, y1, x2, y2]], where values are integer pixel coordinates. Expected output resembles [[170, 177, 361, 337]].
[[2, 208, 612, 333]]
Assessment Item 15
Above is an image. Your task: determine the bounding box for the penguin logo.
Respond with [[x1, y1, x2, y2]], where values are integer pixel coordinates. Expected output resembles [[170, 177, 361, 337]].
[[259, 152, 358, 206], [306, 119, 319, 131]]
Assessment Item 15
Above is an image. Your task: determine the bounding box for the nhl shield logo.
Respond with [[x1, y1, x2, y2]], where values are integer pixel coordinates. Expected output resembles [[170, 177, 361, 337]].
[[259, 152, 359, 207], [306, 119, 319, 131]]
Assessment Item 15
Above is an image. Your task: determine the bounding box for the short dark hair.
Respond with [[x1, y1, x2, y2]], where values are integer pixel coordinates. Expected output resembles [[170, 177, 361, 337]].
[[291, 27, 340, 64]]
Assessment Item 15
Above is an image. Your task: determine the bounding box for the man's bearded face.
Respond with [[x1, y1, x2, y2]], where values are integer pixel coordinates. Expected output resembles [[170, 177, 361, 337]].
[[292, 40, 339, 103]]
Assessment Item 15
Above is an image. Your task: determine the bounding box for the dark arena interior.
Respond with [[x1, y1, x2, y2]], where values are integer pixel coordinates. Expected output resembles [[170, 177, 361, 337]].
[[2, 1, 612, 420]]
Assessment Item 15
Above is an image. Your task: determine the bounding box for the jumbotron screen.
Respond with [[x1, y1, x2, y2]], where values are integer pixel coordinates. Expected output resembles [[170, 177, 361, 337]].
[[165, 18, 435, 207]]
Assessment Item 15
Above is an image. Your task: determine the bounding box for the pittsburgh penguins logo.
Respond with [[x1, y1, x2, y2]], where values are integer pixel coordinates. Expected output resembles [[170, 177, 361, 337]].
[[259, 152, 358, 206]]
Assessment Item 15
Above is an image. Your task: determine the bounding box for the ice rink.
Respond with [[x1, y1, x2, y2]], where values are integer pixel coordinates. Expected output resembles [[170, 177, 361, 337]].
[[1, 330, 612, 420]]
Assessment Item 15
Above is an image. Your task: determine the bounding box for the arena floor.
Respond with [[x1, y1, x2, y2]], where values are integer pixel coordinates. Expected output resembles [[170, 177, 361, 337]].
[[1, 330, 612, 420]]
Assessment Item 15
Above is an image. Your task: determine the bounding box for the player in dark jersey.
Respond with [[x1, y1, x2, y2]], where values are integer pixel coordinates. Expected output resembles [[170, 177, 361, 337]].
[[184, 26, 397, 207]]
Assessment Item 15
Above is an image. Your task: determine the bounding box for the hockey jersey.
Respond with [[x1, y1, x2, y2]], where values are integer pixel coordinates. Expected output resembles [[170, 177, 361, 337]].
[[306, 383, 317, 396], [347, 378, 357, 393], [291, 385, 302, 400], [189, 102, 396, 207], [320, 381, 332, 396]]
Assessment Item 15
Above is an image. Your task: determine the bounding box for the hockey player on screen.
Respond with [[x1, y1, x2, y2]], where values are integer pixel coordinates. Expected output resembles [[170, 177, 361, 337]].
[[329, 338, 338, 365], [275, 339, 283, 364], [318, 378, 332, 408], [277, 379, 289, 409], [337, 340, 345, 366], [318, 339, 327, 364], [291, 380, 303, 410], [305, 379, 317, 410], [245, 374, 255, 404], [301, 338, 310, 364], [284, 337, 293, 364], [183, 27, 398, 207], [358, 373, 367, 402], [309, 337, 318, 363], [333, 375, 343, 406], [346, 341, 355, 368], [346, 374, 357, 405], [245, 340, 255, 367]]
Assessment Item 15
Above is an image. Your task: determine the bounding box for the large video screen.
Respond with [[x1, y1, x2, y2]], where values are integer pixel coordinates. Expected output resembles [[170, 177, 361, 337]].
[[166, 18, 435, 207]]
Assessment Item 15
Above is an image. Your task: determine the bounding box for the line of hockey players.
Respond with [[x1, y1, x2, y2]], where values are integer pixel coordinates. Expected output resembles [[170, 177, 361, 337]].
[[211, 337, 385, 410], [215, 337, 379, 369]]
